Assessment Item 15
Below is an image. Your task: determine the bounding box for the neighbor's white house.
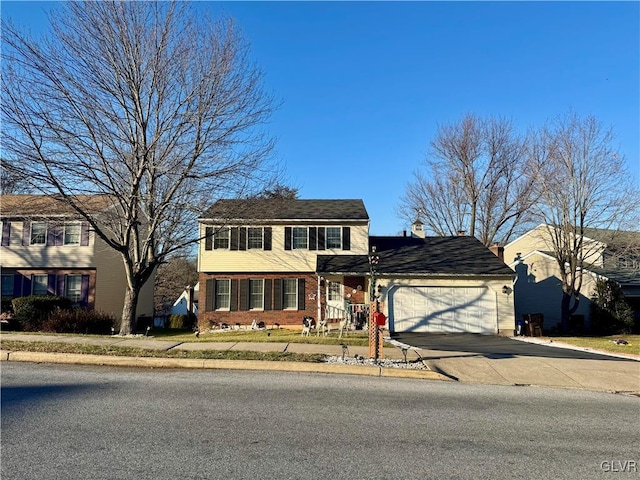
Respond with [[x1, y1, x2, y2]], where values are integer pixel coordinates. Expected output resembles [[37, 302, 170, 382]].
[[0, 194, 154, 320]]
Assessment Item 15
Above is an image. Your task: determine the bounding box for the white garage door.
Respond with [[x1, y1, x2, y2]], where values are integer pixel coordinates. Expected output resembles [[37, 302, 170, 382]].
[[391, 286, 496, 334]]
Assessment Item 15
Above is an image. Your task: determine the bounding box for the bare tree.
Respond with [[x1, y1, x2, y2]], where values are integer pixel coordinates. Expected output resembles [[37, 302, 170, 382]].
[[529, 112, 640, 332], [154, 256, 198, 317], [1, 1, 278, 334], [400, 114, 537, 245]]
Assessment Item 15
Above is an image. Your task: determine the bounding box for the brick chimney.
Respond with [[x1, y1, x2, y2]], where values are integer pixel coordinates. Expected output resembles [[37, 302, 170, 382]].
[[489, 243, 505, 262]]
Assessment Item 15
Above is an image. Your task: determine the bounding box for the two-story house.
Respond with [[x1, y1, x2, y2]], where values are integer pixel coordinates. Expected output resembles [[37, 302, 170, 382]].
[[504, 224, 640, 330], [198, 198, 516, 335], [0, 194, 154, 320], [197, 198, 370, 328]]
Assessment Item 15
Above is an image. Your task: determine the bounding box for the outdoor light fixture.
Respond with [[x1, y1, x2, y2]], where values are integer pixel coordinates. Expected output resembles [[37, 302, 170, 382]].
[[502, 285, 513, 295]]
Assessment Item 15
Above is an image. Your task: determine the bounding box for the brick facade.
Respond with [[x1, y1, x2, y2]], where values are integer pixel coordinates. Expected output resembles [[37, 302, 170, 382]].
[[198, 272, 320, 329]]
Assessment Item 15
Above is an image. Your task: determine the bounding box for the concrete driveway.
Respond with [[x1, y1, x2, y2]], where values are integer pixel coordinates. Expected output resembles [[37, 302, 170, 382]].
[[390, 333, 640, 393]]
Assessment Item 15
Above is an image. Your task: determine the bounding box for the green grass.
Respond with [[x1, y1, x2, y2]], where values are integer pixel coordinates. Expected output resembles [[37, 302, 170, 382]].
[[546, 334, 640, 356], [150, 327, 372, 346], [0, 340, 326, 362]]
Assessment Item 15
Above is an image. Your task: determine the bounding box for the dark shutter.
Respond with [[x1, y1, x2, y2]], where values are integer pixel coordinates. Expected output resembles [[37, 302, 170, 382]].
[[13, 274, 22, 297], [230, 227, 239, 251], [47, 274, 56, 295], [23, 275, 32, 296], [308, 227, 317, 251], [317, 227, 326, 250], [284, 227, 292, 250], [230, 280, 238, 311], [239, 279, 249, 311], [205, 278, 215, 311], [47, 223, 63, 246], [342, 227, 351, 250], [81, 275, 90, 306], [1, 222, 10, 246], [205, 227, 213, 250], [298, 278, 305, 310], [239, 228, 247, 251], [57, 274, 65, 297], [264, 279, 272, 310], [273, 279, 283, 310], [264, 227, 272, 251], [80, 222, 90, 246], [22, 221, 30, 246]]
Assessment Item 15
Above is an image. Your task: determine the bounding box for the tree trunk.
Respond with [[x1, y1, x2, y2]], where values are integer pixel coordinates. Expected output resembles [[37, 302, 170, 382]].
[[119, 286, 140, 335]]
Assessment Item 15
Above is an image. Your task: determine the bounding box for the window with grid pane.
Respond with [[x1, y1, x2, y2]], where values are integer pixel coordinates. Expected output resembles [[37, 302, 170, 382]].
[[328, 281, 341, 301], [326, 227, 341, 249], [64, 223, 81, 245], [283, 279, 297, 309], [31, 222, 46, 245], [65, 275, 82, 302], [249, 279, 264, 309], [215, 279, 230, 309], [32, 275, 48, 295], [292, 227, 307, 249], [214, 228, 230, 249], [247, 228, 263, 249]]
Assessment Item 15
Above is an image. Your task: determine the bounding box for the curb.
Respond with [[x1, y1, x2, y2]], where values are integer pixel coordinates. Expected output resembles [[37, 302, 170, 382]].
[[0, 350, 453, 381]]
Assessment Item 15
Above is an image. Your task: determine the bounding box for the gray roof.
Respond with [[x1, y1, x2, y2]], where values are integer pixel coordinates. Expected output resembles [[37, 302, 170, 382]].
[[201, 199, 369, 222], [317, 236, 514, 277]]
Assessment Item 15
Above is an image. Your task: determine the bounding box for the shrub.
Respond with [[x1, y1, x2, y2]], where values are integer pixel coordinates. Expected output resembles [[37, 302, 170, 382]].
[[590, 279, 635, 335], [168, 314, 187, 329], [41, 308, 117, 334], [12, 296, 73, 331]]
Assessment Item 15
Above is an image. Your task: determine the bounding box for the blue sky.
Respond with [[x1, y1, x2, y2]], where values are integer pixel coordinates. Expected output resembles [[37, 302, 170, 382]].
[[3, 1, 639, 235]]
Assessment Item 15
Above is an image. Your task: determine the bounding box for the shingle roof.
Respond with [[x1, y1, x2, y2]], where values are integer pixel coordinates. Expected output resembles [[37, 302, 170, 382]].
[[317, 235, 514, 276], [201, 199, 369, 221], [0, 194, 114, 217]]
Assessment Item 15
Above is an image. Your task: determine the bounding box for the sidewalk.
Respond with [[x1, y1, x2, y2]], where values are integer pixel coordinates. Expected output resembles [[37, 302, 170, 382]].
[[1, 333, 638, 394]]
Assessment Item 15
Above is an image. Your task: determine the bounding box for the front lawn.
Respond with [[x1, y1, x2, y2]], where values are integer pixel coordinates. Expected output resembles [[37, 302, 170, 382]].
[[545, 334, 640, 356]]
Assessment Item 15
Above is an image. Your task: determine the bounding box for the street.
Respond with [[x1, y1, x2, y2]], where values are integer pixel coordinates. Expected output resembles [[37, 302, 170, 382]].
[[2, 363, 639, 480]]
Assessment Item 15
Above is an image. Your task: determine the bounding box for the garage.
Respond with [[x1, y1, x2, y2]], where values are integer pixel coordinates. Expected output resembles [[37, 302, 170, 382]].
[[390, 286, 497, 334]]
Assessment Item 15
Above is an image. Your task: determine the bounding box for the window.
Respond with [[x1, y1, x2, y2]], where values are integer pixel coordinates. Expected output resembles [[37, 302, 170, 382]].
[[215, 279, 231, 309], [1, 274, 13, 297], [64, 223, 81, 245], [214, 228, 230, 249], [292, 227, 308, 249], [247, 227, 263, 249], [32, 274, 48, 295], [65, 275, 82, 302], [249, 279, 264, 309], [326, 227, 342, 249], [283, 279, 297, 309], [328, 281, 341, 301], [31, 222, 47, 245]]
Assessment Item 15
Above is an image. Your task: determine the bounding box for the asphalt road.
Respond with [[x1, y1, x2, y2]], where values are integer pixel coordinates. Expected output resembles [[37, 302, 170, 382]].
[[2, 363, 639, 480]]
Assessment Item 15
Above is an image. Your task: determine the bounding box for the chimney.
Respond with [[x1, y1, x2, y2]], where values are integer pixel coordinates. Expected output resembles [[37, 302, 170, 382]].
[[457, 230, 466, 236], [489, 243, 505, 262], [411, 220, 425, 238]]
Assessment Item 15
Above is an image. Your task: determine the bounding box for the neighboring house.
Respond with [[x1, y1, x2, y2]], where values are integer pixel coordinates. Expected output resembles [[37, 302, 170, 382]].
[[197, 198, 516, 335], [503, 224, 640, 331], [169, 282, 199, 316], [0, 194, 154, 320]]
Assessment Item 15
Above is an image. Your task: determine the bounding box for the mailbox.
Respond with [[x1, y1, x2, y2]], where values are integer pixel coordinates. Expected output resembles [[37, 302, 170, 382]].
[[373, 311, 386, 326]]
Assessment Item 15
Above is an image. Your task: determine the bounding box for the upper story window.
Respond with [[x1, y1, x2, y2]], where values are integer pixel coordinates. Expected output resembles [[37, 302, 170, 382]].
[[32, 274, 48, 296], [292, 227, 308, 249], [326, 227, 342, 249], [30, 222, 47, 245], [64, 223, 81, 245], [214, 228, 230, 249], [247, 227, 263, 249]]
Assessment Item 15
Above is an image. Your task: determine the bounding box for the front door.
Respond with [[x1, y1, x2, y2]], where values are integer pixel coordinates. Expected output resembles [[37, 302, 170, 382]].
[[326, 279, 345, 320]]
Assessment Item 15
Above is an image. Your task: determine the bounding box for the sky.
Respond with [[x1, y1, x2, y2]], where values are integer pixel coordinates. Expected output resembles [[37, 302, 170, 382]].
[[2, 1, 639, 235]]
